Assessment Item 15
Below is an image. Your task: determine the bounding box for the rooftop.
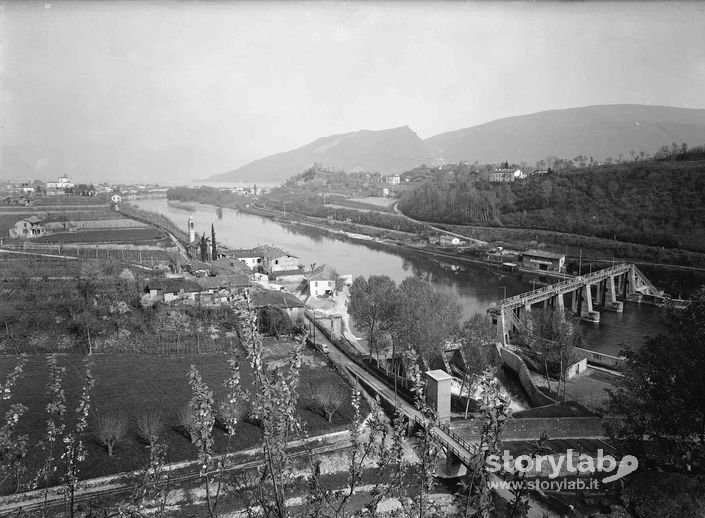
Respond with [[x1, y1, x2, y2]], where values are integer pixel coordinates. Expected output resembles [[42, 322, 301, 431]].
[[250, 288, 305, 309], [256, 244, 295, 259], [523, 249, 565, 260], [228, 248, 261, 258], [426, 369, 453, 382], [146, 278, 203, 293], [308, 264, 337, 281]]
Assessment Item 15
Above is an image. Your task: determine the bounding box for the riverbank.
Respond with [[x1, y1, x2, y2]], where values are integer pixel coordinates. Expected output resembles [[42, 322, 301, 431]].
[[238, 203, 575, 282], [239, 200, 705, 298]]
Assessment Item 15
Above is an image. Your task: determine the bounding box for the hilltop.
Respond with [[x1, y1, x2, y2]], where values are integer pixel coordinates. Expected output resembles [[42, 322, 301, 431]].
[[425, 104, 705, 165], [205, 105, 705, 184], [206, 126, 436, 184]]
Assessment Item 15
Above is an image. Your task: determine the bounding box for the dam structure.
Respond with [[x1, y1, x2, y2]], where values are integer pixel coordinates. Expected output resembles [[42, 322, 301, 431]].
[[488, 263, 663, 345]]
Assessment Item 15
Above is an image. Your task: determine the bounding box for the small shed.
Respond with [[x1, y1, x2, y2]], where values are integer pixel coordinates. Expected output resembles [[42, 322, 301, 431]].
[[521, 249, 565, 273]]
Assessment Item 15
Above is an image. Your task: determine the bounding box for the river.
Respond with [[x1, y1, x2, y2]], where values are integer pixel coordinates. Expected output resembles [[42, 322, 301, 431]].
[[134, 198, 667, 357]]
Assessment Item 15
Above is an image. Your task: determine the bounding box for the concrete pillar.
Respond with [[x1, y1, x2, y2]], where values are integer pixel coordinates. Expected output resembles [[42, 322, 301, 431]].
[[571, 289, 579, 313], [580, 284, 600, 322], [626, 267, 643, 303], [441, 451, 467, 477], [604, 276, 623, 312], [556, 293, 565, 314]]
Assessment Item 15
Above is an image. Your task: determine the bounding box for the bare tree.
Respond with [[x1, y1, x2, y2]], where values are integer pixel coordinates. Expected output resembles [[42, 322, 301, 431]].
[[176, 404, 197, 441], [95, 413, 128, 456], [314, 381, 347, 422], [136, 411, 164, 446]]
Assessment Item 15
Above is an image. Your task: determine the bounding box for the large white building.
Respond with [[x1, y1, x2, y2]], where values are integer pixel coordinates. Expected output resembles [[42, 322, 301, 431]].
[[45, 176, 75, 190], [488, 169, 525, 183]]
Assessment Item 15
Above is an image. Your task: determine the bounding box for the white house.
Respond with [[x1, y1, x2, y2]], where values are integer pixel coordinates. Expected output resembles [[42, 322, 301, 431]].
[[229, 248, 263, 270], [308, 264, 337, 297]]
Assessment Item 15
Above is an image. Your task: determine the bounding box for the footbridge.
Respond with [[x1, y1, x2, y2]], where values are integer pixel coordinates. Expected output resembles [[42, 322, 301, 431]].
[[488, 263, 663, 345]]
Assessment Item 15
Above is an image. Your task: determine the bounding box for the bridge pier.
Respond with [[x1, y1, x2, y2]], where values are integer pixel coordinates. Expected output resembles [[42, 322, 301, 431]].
[[489, 264, 662, 345], [439, 451, 467, 478], [555, 292, 565, 314], [604, 276, 623, 312], [580, 284, 600, 323]]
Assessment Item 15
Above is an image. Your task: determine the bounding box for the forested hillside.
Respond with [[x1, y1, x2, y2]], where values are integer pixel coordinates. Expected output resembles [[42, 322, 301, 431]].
[[399, 152, 705, 252]]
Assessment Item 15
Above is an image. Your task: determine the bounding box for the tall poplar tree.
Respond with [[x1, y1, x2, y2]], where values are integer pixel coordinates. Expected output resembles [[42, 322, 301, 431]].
[[211, 224, 217, 261], [199, 233, 208, 262]]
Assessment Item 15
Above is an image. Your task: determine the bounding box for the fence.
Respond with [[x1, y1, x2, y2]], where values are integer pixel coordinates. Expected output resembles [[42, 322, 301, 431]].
[[0, 241, 180, 263], [574, 347, 626, 370]]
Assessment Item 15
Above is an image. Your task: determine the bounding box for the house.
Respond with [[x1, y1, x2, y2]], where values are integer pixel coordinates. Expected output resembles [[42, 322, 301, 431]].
[[385, 175, 401, 185], [8, 216, 45, 239], [249, 287, 306, 321], [308, 264, 337, 297], [229, 248, 263, 270], [488, 169, 525, 183], [145, 278, 203, 303], [521, 249, 566, 273], [258, 245, 299, 273]]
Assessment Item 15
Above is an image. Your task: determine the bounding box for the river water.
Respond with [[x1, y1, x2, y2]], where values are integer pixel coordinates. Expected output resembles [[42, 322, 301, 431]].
[[134, 198, 667, 357]]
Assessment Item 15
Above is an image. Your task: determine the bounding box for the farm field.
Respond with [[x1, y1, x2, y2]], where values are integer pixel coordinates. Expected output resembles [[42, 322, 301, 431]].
[[0, 351, 359, 492], [0, 210, 131, 236], [347, 196, 394, 208], [33, 228, 169, 244]]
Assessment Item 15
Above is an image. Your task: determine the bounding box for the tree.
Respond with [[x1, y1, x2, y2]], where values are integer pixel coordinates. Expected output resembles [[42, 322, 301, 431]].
[[94, 413, 128, 456], [136, 411, 164, 447], [314, 381, 346, 422], [456, 314, 501, 417], [607, 287, 705, 473], [199, 233, 208, 262], [394, 276, 462, 364], [520, 308, 581, 400], [347, 275, 399, 363], [211, 224, 217, 261]]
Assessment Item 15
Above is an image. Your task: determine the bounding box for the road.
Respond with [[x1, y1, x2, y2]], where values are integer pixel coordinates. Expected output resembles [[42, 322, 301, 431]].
[[392, 203, 488, 246]]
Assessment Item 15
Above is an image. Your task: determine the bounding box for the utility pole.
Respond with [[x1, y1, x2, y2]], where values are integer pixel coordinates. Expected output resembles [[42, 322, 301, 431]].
[[578, 249, 582, 276]]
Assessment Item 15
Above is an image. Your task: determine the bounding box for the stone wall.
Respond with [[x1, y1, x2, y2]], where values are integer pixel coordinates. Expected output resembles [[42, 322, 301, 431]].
[[499, 347, 557, 407]]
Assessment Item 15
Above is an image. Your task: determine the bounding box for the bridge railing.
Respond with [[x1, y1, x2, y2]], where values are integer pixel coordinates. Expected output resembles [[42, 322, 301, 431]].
[[490, 263, 633, 311]]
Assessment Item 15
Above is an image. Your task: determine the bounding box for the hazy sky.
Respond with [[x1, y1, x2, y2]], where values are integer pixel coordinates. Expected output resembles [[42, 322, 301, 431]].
[[2, 1, 704, 184]]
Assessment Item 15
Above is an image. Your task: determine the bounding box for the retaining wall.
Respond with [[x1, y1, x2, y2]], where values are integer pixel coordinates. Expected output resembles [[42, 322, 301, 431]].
[[499, 347, 557, 407]]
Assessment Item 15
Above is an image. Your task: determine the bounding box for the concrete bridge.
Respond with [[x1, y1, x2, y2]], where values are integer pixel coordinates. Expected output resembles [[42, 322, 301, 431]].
[[488, 263, 662, 345]]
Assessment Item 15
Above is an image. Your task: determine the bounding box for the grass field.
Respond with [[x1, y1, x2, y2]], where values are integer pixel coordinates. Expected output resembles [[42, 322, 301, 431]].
[[0, 352, 359, 491]]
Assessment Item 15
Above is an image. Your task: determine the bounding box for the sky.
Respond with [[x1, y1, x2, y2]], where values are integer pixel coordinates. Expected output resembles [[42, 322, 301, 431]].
[[1, 1, 705, 184]]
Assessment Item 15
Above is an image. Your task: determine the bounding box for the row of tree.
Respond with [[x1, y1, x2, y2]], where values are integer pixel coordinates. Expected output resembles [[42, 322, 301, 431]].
[[347, 275, 499, 397]]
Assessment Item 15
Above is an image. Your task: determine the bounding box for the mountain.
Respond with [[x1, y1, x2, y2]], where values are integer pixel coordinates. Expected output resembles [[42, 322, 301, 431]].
[[205, 126, 437, 183], [425, 104, 705, 165]]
